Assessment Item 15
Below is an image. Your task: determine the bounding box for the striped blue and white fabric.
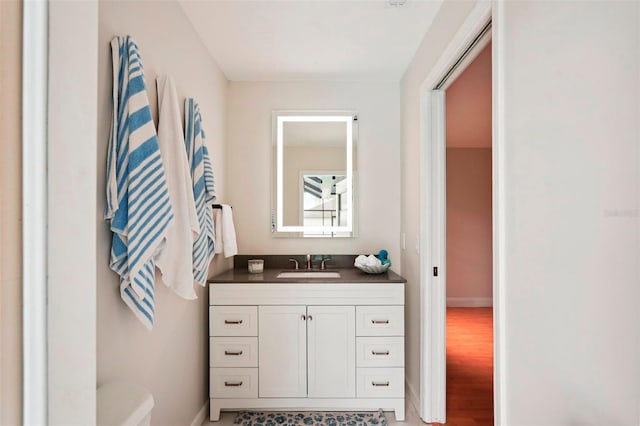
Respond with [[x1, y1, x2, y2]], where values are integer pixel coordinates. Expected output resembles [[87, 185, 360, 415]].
[[105, 36, 174, 330], [184, 98, 216, 286]]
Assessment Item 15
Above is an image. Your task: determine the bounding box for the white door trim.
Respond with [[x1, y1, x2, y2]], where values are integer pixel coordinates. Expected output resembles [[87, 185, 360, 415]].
[[419, 89, 446, 422], [418, 1, 505, 424], [491, 4, 508, 424], [22, 2, 49, 424]]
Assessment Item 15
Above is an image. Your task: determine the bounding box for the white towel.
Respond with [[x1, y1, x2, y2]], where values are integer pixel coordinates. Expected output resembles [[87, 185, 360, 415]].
[[185, 98, 217, 286], [105, 36, 174, 329], [154, 76, 199, 300], [355, 254, 381, 267], [213, 204, 238, 258]]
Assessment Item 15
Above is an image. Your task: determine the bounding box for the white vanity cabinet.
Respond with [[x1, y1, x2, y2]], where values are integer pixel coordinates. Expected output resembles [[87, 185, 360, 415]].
[[258, 305, 308, 398], [258, 305, 356, 398], [306, 305, 356, 398], [208, 282, 405, 421]]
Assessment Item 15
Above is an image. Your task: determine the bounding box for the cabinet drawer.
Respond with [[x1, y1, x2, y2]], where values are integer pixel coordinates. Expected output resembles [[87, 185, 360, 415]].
[[210, 337, 258, 368], [356, 306, 404, 336], [356, 337, 404, 367], [209, 306, 257, 336], [210, 368, 258, 398], [357, 368, 404, 398]]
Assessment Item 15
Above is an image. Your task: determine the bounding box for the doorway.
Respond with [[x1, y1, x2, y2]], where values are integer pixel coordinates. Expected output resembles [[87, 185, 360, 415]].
[[443, 42, 493, 425], [418, 4, 503, 423]]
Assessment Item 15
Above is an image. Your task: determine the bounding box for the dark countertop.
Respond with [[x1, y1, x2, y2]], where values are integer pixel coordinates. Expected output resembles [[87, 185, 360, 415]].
[[208, 268, 406, 284]]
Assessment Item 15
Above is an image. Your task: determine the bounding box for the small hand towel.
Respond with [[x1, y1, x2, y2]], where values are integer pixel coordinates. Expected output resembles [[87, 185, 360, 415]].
[[354, 254, 381, 267], [216, 204, 237, 258], [185, 98, 217, 286], [155, 75, 199, 300], [105, 36, 174, 329]]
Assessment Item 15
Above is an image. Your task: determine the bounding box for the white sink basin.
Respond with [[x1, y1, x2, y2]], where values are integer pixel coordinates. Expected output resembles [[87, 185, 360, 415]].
[[276, 271, 341, 279]]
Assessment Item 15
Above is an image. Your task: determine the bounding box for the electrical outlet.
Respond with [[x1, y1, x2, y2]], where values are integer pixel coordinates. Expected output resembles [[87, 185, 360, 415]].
[[415, 235, 420, 254], [401, 233, 406, 250]]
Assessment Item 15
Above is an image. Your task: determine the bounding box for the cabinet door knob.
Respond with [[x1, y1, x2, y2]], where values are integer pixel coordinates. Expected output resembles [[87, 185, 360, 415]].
[[307, 315, 313, 321], [371, 350, 390, 356], [224, 381, 243, 387], [372, 381, 390, 387], [301, 315, 306, 321], [224, 319, 243, 325], [224, 350, 243, 356], [371, 319, 390, 324]]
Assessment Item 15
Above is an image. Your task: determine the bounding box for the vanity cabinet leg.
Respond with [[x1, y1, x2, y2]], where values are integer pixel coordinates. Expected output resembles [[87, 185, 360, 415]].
[[210, 401, 221, 422], [394, 402, 406, 422]]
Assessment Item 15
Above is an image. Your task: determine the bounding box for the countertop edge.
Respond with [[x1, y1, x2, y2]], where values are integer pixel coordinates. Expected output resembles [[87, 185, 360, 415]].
[[207, 268, 407, 284]]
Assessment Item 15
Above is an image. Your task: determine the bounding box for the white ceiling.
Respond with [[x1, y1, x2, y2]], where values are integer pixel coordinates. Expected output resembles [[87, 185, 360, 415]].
[[179, 0, 444, 81]]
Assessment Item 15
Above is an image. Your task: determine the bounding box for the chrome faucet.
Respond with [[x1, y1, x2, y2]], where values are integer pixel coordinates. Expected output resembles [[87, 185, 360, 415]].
[[306, 254, 312, 270], [288, 258, 299, 270]]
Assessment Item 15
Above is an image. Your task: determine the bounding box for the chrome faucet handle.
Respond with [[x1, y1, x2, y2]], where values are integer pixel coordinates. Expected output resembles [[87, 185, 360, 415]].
[[306, 254, 312, 270], [288, 258, 299, 270]]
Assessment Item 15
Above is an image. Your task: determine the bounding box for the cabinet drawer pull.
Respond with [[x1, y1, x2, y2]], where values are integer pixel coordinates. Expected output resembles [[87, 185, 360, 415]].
[[372, 381, 390, 387], [371, 319, 389, 324], [224, 381, 243, 387], [224, 319, 243, 325], [372, 350, 390, 356], [224, 350, 243, 356]]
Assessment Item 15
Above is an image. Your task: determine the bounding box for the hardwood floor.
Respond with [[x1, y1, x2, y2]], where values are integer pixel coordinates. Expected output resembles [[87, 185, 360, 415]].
[[435, 307, 493, 426]]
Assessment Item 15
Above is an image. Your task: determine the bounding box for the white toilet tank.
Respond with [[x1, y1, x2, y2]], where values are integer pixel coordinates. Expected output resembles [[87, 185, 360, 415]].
[[97, 382, 154, 426]]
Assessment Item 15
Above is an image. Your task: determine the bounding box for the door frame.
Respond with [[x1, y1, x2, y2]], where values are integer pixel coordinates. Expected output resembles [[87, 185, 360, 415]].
[[419, 1, 507, 424], [22, 2, 49, 423], [22, 2, 99, 424]]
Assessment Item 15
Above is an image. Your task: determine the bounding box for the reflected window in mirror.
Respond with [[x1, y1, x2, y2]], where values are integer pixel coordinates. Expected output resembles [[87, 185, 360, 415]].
[[301, 173, 349, 237], [272, 111, 357, 238]]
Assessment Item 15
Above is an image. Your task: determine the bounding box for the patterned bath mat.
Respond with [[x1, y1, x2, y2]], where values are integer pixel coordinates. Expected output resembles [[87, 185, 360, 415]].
[[232, 410, 387, 426]]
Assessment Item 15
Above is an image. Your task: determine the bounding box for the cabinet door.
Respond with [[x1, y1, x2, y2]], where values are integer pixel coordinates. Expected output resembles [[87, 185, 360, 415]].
[[259, 305, 307, 397], [307, 305, 355, 397]]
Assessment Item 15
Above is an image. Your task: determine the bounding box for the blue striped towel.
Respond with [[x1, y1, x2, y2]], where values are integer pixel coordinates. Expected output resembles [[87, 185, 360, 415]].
[[184, 98, 216, 286], [105, 36, 174, 330]]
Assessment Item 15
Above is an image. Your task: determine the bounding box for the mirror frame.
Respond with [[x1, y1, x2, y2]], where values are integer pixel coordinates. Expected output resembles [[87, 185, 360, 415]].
[[272, 111, 356, 236]]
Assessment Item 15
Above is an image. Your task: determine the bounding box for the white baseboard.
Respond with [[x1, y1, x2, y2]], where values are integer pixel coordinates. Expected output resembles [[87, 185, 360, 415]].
[[190, 400, 210, 426], [447, 297, 492, 307], [405, 378, 421, 419]]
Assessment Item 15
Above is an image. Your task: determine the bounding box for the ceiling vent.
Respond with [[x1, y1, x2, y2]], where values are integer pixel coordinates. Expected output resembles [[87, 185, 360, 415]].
[[388, 0, 407, 7]]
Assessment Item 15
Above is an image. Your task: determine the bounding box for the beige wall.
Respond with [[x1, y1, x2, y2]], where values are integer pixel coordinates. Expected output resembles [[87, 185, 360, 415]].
[[445, 148, 492, 303], [48, 2, 99, 423], [227, 81, 401, 259], [399, 0, 478, 407], [0, 1, 23, 424], [445, 40, 492, 304], [97, 2, 229, 425], [446, 43, 491, 148], [498, 1, 639, 423]]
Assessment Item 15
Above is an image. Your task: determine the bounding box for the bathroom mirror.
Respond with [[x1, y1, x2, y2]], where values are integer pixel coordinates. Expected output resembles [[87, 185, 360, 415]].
[[272, 111, 357, 238]]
